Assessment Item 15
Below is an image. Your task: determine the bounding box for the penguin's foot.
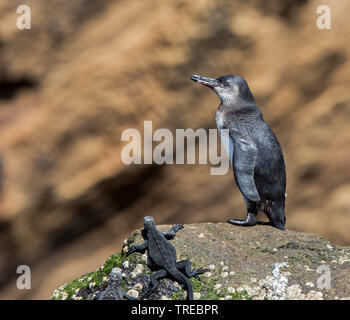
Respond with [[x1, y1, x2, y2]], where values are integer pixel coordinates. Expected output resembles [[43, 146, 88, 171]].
[[227, 219, 256, 227], [227, 212, 257, 227]]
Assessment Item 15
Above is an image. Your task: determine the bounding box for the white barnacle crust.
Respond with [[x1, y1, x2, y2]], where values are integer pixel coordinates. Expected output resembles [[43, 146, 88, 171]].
[[194, 292, 201, 300], [228, 287, 236, 294], [214, 284, 222, 291], [305, 282, 314, 288], [259, 262, 289, 300], [306, 290, 323, 300], [339, 256, 350, 265], [134, 283, 143, 291], [135, 264, 144, 274], [127, 289, 139, 299], [141, 253, 148, 263]]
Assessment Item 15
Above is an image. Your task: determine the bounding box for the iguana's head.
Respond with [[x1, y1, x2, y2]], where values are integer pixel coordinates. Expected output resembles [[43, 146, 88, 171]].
[[143, 216, 155, 230], [110, 270, 122, 283]]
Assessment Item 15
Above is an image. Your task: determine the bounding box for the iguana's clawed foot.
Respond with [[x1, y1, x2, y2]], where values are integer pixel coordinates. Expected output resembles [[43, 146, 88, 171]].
[[191, 268, 209, 280], [125, 246, 136, 256], [172, 224, 184, 233]]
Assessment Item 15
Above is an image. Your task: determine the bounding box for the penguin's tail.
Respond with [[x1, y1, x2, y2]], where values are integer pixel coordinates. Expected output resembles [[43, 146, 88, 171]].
[[269, 200, 286, 230], [167, 268, 193, 300]]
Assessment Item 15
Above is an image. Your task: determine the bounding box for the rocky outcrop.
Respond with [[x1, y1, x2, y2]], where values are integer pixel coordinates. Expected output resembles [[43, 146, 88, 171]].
[[52, 223, 350, 300]]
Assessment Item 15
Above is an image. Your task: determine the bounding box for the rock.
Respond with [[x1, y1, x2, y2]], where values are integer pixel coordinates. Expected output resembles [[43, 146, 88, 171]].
[[214, 284, 222, 291], [126, 290, 139, 299], [136, 264, 144, 270], [193, 292, 201, 300], [134, 283, 143, 291], [228, 287, 235, 294], [53, 223, 350, 300]]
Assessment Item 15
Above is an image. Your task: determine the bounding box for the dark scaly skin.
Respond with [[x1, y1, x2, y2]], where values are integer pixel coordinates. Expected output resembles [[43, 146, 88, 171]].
[[125, 216, 208, 300], [95, 272, 136, 300]]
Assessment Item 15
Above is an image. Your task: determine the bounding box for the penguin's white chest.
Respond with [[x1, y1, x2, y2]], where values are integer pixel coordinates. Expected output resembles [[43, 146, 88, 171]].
[[216, 111, 234, 165], [215, 112, 225, 133]]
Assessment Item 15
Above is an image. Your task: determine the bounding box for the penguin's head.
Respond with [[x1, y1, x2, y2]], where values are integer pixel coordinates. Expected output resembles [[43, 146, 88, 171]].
[[190, 74, 255, 104]]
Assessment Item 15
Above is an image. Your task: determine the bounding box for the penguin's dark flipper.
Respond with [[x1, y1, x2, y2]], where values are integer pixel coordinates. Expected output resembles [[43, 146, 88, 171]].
[[232, 138, 260, 203]]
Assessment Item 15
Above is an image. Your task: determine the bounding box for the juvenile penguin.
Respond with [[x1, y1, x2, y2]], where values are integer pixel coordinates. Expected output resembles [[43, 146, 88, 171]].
[[191, 74, 286, 230]]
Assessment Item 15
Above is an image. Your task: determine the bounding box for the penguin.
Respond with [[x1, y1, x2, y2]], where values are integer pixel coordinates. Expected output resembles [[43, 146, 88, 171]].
[[191, 74, 286, 230]]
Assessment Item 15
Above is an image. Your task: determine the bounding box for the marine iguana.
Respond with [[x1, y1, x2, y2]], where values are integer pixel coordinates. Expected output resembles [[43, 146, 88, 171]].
[[95, 268, 136, 300], [126, 216, 208, 300]]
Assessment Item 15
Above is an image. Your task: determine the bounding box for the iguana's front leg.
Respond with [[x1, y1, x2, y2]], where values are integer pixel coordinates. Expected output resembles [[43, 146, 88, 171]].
[[125, 241, 148, 255], [162, 224, 184, 240]]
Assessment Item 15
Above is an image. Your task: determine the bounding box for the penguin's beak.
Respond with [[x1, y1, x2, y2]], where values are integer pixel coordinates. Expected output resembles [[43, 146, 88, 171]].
[[190, 75, 220, 88]]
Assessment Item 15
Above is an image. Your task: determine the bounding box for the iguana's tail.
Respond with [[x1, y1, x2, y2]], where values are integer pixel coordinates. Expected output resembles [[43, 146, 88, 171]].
[[167, 268, 193, 300]]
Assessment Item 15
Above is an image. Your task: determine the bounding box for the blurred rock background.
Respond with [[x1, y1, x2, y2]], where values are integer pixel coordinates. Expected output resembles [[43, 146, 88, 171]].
[[0, 0, 349, 299]]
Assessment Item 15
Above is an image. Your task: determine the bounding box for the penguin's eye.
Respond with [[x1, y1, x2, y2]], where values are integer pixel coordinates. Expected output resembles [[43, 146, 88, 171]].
[[223, 81, 229, 87]]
